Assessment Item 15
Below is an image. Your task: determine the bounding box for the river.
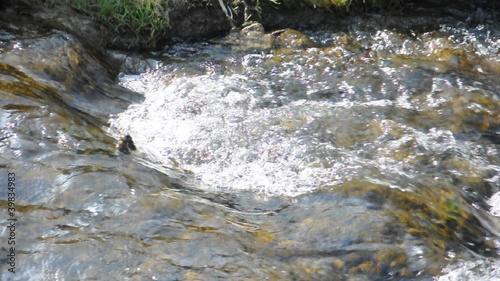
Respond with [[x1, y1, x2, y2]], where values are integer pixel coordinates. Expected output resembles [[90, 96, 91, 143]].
[[1, 6, 499, 281]]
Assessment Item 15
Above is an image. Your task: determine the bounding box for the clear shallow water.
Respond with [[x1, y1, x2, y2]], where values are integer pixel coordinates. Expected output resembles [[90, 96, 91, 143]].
[[1, 10, 500, 281]]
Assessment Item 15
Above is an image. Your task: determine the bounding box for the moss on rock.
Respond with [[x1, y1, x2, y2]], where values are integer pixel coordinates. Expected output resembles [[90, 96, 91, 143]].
[[11, 0, 412, 50]]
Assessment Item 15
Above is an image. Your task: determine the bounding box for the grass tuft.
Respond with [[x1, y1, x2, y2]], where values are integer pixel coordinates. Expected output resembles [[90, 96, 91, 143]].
[[93, 0, 168, 41], [41, 0, 169, 44]]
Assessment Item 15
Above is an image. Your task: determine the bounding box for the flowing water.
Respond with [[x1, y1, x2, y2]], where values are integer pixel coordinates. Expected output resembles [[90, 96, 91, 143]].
[[1, 8, 500, 281]]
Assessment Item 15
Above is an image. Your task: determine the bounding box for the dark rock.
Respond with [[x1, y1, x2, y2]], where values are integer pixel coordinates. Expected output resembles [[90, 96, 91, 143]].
[[117, 135, 137, 154], [0, 10, 144, 125]]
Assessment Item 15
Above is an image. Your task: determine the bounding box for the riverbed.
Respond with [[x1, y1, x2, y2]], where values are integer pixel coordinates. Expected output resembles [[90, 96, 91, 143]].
[[1, 6, 499, 281]]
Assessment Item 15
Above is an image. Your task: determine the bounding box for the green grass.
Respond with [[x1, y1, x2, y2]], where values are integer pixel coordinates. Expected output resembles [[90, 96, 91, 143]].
[[91, 0, 168, 40], [41, 0, 169, 43], [69, 0, 90, 10]]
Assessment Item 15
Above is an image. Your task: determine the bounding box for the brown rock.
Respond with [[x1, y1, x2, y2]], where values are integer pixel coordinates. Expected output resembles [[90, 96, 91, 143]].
[[272, 28, 316, 49]]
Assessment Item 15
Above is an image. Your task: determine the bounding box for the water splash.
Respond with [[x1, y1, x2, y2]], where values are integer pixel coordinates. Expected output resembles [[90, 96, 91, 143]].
[[111, 72, 351, 196], [111, 24, 500, 199]]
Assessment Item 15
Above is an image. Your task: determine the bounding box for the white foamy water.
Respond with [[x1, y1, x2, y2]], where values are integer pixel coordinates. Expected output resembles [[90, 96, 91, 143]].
[[110, 62, 499, 198], [436, 259, 500, 281], [489, 192, 500, 217], [110, 72, 357, 196]]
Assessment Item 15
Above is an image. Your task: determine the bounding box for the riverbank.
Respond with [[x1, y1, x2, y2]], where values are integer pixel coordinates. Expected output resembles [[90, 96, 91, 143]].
[[2, 0, 498, 50]]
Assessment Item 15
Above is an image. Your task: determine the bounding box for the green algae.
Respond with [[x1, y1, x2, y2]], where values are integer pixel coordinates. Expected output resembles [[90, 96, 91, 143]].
[[330, 180, 493, 256]]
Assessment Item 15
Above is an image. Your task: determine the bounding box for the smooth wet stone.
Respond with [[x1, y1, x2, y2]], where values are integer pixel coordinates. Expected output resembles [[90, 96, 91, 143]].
[[108, 51, 161, 74], [272, 28, 316, 48], [240, 22, 266, 36], [234, 22, 274, 51], [0, 13, 143, 124]]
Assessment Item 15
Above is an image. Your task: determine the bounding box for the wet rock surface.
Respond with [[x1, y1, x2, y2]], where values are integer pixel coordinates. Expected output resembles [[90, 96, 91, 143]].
[[237, 22, 274, 51], [214, 23, 316, 52], [0, 11, 143, 122], [272, 28, 316, 48], [0, 2, 499, 281]]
